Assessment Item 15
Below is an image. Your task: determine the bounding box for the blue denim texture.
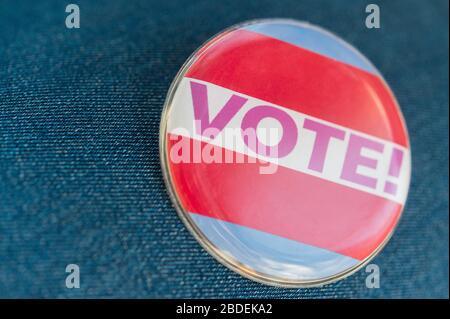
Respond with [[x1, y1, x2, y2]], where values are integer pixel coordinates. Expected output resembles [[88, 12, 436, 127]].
[[0, 0, 448, 298]]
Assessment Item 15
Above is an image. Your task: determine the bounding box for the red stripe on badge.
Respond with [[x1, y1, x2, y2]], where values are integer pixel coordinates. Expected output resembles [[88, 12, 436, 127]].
[[185, 29, 408, 147], [167, 134, 403, 261]]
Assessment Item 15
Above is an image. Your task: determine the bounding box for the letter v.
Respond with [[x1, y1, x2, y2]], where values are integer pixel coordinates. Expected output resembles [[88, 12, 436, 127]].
[[190, 81, 247, 138]]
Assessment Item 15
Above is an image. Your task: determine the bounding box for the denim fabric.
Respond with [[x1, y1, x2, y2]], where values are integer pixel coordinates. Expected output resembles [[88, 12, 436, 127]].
[[0, 0, 448, 298]]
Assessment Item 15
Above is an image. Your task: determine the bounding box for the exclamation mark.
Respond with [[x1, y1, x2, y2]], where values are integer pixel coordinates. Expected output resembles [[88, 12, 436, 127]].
[[384, 148, 404, 196]]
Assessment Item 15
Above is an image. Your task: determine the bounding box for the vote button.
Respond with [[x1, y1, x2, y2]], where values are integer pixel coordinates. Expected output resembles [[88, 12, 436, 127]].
[[160, 19, 411, 287]]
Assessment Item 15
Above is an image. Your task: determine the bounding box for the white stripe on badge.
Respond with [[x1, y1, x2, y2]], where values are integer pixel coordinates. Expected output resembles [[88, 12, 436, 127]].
[[167, 77, 410, 204]]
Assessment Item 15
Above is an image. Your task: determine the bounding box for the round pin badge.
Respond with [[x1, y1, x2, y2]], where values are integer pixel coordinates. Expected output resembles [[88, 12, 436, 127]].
[[160, 19, 411, 287]]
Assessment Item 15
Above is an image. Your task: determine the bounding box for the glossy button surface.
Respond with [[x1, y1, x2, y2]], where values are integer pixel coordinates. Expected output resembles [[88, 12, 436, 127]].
[[160, 19, 411, 286]]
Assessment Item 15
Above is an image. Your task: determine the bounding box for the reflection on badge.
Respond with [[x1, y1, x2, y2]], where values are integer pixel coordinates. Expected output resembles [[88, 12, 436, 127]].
[[160, 19, 411, 287]]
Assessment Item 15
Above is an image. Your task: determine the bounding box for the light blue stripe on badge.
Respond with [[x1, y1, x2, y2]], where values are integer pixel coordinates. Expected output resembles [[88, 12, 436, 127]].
[[189, 212, 359, 281], [243, 21, 379, 75]]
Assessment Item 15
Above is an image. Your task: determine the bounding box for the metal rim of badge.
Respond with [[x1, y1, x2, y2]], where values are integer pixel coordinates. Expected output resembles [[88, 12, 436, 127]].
[[160, 19, 411, 287]]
